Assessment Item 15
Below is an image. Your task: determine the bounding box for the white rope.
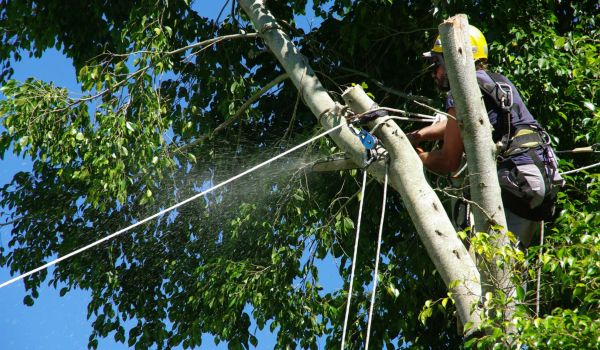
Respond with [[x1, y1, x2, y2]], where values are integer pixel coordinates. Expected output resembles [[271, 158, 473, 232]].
[[410, 100, 455, 120], [0, 123, 345, 289], [370, 115, 436, 140], [359, 107, 437, 121], [559, 161, 600, 176], [535, 220, 545, 317], [364, 162, 389, 350], [375, 107, 437, 121], [340, 169, 368, 350]]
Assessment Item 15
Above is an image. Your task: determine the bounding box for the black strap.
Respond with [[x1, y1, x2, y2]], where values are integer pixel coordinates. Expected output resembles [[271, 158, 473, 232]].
[[477, 71, 515, 139]]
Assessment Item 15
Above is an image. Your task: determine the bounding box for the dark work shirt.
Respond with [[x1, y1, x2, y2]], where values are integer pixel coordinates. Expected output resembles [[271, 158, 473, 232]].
[[446, 70, 541, 165]]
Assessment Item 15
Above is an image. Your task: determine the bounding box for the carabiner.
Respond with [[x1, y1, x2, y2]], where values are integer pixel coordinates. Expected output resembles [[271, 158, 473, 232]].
[[348, 124, 377, 150]]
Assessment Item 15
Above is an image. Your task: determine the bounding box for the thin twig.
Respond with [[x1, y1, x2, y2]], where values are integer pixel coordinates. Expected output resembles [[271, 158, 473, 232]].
[[175, 73, 289, 153], [281, 89, 302, 142], [339, 67, 432, 104], [0, 218, 22, 227], [435, 187, 501, 227], [107, 33, 260, 58]]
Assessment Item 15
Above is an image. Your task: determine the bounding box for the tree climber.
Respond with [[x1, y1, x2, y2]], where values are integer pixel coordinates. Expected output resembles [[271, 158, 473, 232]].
[[407, 25, 564, 250]]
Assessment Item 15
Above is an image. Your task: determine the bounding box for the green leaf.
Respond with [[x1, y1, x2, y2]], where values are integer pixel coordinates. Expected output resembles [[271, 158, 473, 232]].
[[418, 306, 432, 325], [249, 335, 258, 347], [387, 283, 400, 298], [573, 283, 585, 299], [23, 295, 34, 306], [125, 121, 135, 132], [342, 217, 354, 231], [18, 135, 29, 147], [516, 285, 525, 301], [583, 101, 595, 111]]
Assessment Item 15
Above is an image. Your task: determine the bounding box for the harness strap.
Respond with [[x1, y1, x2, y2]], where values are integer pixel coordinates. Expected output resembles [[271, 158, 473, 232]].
[[503, 129, 545, 156], [479, 71, 517, 139]]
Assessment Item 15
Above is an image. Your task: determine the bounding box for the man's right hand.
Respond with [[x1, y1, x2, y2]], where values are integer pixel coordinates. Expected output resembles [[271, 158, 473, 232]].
[[406, 131, 421, 146]]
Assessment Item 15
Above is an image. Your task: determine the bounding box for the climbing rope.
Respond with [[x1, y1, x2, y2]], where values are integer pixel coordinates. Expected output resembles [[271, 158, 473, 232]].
[[340, 169, 368, 350], [0, 123, 345, 289], [555, 144, 600, 154], [365, 162, 389, 350], [536, 221, 545, 317], [559, 161, 600, 176], [349, 107, 438, 124]]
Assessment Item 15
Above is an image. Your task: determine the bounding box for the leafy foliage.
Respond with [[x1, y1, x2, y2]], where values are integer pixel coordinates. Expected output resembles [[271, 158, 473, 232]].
[[0, 0, 598, 349], [460, 175, 600, 349]]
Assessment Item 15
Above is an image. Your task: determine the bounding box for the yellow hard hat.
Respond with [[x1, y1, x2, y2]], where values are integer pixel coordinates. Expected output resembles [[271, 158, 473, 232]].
[[423, 24, 488, 60]]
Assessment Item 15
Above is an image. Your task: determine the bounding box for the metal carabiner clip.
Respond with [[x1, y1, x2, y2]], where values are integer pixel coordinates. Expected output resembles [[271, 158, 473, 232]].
[[348, 125, 377, 150]]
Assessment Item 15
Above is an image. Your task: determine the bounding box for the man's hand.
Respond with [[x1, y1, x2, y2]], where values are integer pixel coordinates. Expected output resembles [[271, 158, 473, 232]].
[[406, 130, 422, 146]]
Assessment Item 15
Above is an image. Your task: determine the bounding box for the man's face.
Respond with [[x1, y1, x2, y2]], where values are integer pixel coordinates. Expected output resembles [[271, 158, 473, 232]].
[[431, 56, 449, 90]]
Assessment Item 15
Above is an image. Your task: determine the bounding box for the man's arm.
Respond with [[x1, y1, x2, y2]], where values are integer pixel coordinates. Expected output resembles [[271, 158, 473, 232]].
[[407, 119, 448, 145], [416, 107, 464, 173]]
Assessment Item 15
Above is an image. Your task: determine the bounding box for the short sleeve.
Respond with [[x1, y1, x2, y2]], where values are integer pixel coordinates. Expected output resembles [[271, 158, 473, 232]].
[[445, 91, 455, 110]]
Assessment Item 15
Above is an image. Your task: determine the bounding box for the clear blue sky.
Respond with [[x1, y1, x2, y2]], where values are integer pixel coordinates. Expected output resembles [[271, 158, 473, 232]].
[[0, 2, 340, 349]]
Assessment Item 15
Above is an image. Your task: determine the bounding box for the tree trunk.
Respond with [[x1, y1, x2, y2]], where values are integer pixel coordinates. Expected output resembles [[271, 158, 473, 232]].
[[342, 87, 483, 330], [238, 0, 483, 331], [439, 15, 515, 315]]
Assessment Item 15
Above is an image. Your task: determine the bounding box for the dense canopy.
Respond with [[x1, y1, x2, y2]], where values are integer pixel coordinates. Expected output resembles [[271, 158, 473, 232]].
[[0, 1, 598, 349]]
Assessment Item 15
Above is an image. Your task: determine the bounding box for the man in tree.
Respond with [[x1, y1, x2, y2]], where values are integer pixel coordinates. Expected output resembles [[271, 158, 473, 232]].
[[407, 25, 563, 249]]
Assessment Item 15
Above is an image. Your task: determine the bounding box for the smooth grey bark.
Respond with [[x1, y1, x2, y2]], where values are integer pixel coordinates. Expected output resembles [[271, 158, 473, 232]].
[[238, 0, 371, 176], [342, 87, 483, 329], [439, 15, 515, 311], [239, 0, 482, 331], [438, 15, 508, 237]]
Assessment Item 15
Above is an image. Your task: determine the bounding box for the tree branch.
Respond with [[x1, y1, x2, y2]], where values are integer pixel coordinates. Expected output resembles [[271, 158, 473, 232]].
[[239, 0, 483, 332], [106, 33, 260, 58], [165, 32, 260, 56], [0, 217, 22, 227], [174, 72, 289, 153], [43, 33, 261, 118], [310, 158, 358, 172], [212, 73, 288, 136], [342, 85, 483, 332]]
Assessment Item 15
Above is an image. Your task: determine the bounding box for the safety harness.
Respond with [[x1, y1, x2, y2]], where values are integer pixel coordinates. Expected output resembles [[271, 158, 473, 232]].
[[478, 72, 564, 221]]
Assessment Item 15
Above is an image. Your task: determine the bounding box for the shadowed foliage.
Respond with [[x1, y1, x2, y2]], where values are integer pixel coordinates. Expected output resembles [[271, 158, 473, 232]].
[[0, 1, 598, 349]]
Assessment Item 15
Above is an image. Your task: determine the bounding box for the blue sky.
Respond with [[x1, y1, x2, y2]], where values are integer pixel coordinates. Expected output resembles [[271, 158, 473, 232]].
[[0, 2, 342, 349], [0, 48, 120, 349]]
